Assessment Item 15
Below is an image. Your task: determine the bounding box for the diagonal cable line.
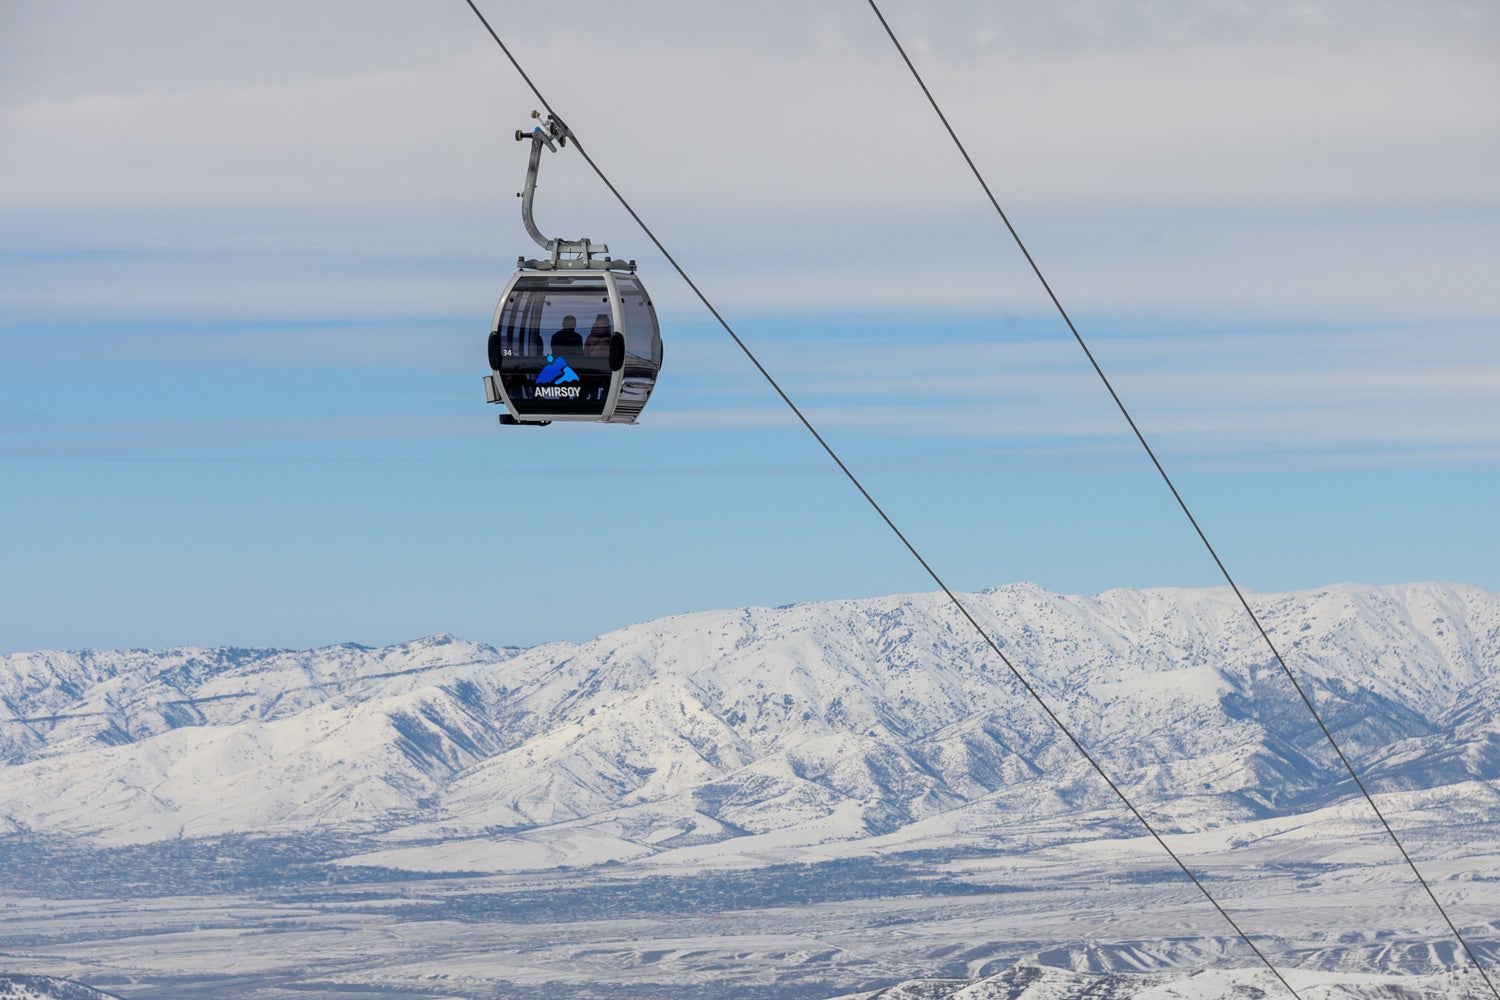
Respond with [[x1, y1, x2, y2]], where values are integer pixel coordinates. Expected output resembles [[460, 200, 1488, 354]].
[[859, 2, 1499, 997], [459, 1, 1306, 994]]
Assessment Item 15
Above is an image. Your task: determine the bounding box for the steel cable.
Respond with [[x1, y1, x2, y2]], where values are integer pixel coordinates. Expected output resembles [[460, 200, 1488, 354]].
[[860, 1, 1498, 997], [459, 1, 1308, 994]]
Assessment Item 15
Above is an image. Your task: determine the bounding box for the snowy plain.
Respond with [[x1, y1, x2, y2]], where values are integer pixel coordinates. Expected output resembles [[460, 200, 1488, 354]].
[[1, 582, 1497, 997]]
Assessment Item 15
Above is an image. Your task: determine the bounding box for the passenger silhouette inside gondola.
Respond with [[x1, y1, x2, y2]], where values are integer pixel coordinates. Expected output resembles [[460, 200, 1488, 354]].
[[584, 313, 612, 356], [550, 315, 583, 354]]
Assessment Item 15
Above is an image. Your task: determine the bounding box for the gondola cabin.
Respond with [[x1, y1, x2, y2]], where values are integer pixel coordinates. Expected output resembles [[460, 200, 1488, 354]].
[[483, 113, 663, 426], [484, 268, 662, 424]]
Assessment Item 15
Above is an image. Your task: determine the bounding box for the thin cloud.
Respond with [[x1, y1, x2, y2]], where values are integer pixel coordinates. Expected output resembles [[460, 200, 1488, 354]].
[[2, 1, 1496, 473], [652, 322, 1500, 470]]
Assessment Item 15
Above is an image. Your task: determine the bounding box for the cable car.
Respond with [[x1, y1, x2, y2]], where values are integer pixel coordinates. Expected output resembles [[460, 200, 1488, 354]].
[[483, 114, 663, 426]]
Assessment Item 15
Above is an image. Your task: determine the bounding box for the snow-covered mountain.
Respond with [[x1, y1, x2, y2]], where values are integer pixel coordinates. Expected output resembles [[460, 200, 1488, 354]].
[[1, 582, 1496, 864], [0, 976, 121, 1000]]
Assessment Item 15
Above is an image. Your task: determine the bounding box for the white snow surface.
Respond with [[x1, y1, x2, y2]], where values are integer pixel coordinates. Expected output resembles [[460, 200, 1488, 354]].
[[0, 976, 120, 1000], [826, 962, 1477, 999], [1, 582, 1497, 865]]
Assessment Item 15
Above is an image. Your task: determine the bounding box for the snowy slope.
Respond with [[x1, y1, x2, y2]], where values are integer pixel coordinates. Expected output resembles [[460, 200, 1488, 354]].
[[827, 962, 1473, 999], [0, 976, 121, 1000], [0, 583, 1495, 859]]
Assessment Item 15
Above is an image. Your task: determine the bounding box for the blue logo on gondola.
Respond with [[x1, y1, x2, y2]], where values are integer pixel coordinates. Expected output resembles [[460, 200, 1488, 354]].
[[536, 355, 580, 386]]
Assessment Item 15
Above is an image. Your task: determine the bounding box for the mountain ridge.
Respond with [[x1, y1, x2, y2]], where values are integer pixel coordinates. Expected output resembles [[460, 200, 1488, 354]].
[[1, 581, 1495, 865]]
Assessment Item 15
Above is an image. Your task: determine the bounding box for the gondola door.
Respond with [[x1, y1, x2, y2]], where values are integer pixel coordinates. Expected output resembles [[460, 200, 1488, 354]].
[[491, 274, 619, 422]]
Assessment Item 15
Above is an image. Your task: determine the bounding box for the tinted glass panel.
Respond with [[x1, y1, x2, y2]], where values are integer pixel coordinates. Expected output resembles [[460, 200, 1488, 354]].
[[496, 277, 610, 361], [615, 276, 662, 365], [607, 274, 661, 422], [496, 277, 614, 416]]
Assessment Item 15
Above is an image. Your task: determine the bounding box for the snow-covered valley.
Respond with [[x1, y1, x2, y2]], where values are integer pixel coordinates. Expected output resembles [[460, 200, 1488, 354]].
[[1, 582, 1497, 997]]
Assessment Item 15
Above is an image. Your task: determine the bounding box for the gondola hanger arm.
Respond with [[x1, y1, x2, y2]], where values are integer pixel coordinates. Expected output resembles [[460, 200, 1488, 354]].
[[512, 111, 629, 270]]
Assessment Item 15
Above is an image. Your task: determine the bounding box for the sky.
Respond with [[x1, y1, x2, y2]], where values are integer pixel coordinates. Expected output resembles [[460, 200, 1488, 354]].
[[2, 0, 1497, 653]]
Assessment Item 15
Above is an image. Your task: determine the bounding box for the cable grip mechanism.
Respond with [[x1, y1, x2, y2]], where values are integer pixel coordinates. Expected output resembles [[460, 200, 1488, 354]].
[[513, 111, 631, 271]]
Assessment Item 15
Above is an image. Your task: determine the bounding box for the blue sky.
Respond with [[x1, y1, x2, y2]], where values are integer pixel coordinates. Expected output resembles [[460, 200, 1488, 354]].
[[2, 1, 1497, 652]]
